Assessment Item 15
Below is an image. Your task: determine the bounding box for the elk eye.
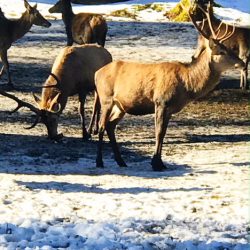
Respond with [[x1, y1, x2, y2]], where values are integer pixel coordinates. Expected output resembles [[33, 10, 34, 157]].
[[219, 51, 226, 55]]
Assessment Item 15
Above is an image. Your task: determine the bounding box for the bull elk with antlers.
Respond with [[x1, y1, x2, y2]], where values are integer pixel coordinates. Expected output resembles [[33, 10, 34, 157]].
[[0, 44, 112, 140], [94, 7, 245, 171], [49, 0, 107, 47], [190, 2, 250, 90], [0, 0, 51, 88]]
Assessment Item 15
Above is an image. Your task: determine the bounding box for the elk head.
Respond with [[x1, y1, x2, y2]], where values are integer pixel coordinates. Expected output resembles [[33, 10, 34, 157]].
[[24, 0, 51, 28], [48, 0, 65, 14], [33, 93, 62, 140], [32, 73, 63, 141], [207, 39, 244, 71], [182, 2, 244, 71]]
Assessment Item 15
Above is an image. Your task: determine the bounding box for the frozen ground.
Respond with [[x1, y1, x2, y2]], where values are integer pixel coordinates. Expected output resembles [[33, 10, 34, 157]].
[[0, 0, 250, 26], [0, 1, 249, 250]]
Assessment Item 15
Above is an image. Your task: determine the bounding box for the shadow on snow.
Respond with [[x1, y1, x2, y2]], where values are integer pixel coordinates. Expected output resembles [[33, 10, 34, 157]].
[[16, 180, 212, 193]]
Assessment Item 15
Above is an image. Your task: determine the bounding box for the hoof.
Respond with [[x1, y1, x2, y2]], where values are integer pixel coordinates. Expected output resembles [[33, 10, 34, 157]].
[[87, 126, 99, 136], [93, 129, 99, 135], [118, 161, 127, 168], [82, 132, 91, 141], [151, 156, 167, 171], [96, 158, 104, 168], [49, 133, 64, 142], [116, 158, 127, 168]]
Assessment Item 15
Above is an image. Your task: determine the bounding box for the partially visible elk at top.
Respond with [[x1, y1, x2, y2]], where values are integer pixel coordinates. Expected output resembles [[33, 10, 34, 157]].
[[0, 44, 112, 141], [49, 0, 108, 47], [0, 0, 51, 88], [190, 1, 250, 90], [93, 6, 245, 171]]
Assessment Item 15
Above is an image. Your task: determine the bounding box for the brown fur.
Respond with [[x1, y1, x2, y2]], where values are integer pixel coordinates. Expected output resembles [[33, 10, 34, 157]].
[[49, 0, 107, 46], [94, 39, 245, 171], [35, 44, 112, 140], [192, 4, 250, 90], [0, 0, 51, 86]]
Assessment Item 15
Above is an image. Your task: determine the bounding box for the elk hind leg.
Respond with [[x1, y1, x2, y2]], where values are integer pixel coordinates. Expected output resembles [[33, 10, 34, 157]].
[[106, 106, 126, 167], [96, 99, 114, 168]]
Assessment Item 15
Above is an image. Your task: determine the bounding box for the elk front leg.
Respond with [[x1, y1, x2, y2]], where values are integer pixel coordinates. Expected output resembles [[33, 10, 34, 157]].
[[79, 94, 91, 140], [0, 50, 12, 86], [151, 102, 171, 171], [240, 58, 249, 90]]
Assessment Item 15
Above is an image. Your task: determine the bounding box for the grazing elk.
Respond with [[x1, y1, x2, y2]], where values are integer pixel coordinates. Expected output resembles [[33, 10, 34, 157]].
[[49, 0, 108, 47], [0, 0, 51, 88], [0, 44, 112, 140], [190, 2, 250, 90], [94, 9, 245, 171]]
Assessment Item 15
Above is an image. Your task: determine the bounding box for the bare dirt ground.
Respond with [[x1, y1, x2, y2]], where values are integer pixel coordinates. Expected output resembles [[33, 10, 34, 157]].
[[0, 20, 249, 171]]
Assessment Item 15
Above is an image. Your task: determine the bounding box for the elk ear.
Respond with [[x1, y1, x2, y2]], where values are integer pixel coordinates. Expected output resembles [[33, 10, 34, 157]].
[[24, 0, 30, 9], [33, 3, 37, 9], [49, 93, 61, 113]]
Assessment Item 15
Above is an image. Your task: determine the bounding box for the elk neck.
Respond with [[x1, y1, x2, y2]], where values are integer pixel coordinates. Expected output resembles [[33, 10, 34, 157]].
[[41, 77, 60, 103], [61, 1, 74, 24], [11, 10, 33, 42], [182, 48, 221, 100]]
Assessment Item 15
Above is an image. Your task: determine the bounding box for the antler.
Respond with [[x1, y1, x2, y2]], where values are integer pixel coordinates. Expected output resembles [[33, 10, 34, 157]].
[[180, 2, 210, 39], [182, 1, 235, 43], [196, 2, 235, 42], [0, 90, 41, 129]]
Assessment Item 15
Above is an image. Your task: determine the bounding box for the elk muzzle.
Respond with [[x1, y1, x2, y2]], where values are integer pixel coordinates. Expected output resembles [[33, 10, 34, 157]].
[[40, 111, 63, 141], [34, 17, 51, 28], [42, 20, 51, 28]]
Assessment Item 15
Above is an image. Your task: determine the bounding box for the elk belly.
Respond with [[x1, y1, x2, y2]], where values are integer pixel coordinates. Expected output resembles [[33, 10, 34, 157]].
[[117, 97, 155, 115], [122, 102, 154, 116]]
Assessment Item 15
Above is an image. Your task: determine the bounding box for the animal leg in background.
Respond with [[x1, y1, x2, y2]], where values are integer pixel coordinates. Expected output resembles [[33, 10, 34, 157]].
[[0, 50, 11, 85], [87, 91, 100, 135], [240, 56, 249, 90], [79, 93, 91, 140]]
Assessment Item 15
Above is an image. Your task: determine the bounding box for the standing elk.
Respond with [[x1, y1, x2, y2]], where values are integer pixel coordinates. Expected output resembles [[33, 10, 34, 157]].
[[0, 44, 112, 140], [94, 8, 245, 171], [190, 2, 250, 90], [49, 0, 108, 47], [0, 0, 51, 88]]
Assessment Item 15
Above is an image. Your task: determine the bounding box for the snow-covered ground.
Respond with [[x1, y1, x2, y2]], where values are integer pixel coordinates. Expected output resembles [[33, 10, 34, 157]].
[[0, 0, 250, 25], [0, 0, 249, 249]]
